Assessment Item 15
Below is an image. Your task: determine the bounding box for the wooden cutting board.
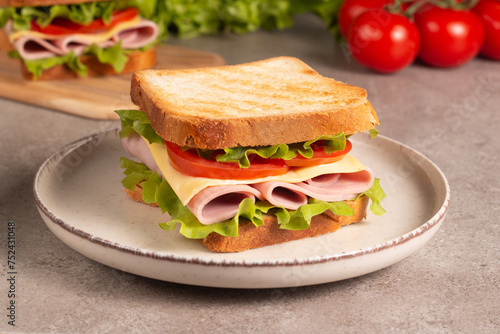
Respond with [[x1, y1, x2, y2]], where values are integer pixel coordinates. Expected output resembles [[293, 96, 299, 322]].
[[0, 44, 226, 119]]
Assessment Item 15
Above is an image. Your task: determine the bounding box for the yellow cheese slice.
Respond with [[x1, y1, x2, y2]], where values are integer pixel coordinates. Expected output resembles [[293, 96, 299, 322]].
[[144, 137, 367, 206], [8, 16, 141, 43]]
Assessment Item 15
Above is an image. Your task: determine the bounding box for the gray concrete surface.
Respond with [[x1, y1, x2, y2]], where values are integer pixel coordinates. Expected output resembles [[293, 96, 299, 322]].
[[1, 13, 498, 333]]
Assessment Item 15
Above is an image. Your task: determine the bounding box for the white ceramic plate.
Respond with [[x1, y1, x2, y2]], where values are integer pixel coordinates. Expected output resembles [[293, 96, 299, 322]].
[[34, 129, 449, 289]]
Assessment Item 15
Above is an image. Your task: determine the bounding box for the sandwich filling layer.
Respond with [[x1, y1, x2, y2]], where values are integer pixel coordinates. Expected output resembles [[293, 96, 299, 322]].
[[6, 16, 158, 60], [122, 132, 376, 225]]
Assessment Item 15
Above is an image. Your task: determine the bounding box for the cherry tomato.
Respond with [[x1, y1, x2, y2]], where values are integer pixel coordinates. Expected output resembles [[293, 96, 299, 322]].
[[337, 0, 393, 38], [348, 9, 420, 73], [165, 141, 290, 180], [414, 5, 485, 67], [284, 140, 352, 167], [472, 0, 500, 60], [31, 8, 139, 35]]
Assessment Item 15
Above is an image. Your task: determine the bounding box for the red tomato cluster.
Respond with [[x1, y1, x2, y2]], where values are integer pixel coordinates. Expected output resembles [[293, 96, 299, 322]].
[[339, 0, 500, 73]]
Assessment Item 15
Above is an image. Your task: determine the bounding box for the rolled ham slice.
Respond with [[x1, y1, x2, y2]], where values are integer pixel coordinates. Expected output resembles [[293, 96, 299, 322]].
[[51, 37, 115, 57], [13, 36, 64, 60], [111, 19, 159, 49], [121, 132, 163, 177], [187, 185, 263, 225], [251, 182, 308, 210], [295, 167, 375, 202], [252, 168, 374, 209]]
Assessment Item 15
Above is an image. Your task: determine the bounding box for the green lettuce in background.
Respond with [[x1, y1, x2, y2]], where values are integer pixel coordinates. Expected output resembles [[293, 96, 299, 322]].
[[161, 0, 344, 38]]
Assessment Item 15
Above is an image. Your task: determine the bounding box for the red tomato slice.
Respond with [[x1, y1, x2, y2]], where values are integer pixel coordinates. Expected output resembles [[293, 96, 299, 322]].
[[31, 8, 139, 35], [284, 139, 352, 167], [165, 142, 290, 180]]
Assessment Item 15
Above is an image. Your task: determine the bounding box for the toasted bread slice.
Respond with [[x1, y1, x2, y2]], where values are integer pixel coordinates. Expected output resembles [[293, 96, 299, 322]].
[[131, 57, 379, 150], [124, 183, 368, 253]]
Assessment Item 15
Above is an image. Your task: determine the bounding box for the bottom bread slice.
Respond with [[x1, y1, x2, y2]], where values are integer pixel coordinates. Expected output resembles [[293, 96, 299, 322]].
[[20, 47, 156, 80], [201, 195, 368, 252], [124, 184, 369, 252]]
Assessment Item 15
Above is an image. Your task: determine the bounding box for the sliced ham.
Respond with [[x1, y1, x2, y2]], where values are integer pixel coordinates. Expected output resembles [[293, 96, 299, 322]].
[[188, 169, 374, 223], [111, 19, 158, 49], [303, 173, 340, 187], [51, 36, 115, 57], [13, 36, 64, 60], [122, 133, 163, 177], [251, 182, 308, 210], [187, 185, 263, 225], [250, 168, 374, 210], [295, 167, 375, 202], [10, 18, 158, 61]]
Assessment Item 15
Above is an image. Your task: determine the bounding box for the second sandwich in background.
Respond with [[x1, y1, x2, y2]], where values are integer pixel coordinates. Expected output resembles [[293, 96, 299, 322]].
[[0, 0, 160, 80]]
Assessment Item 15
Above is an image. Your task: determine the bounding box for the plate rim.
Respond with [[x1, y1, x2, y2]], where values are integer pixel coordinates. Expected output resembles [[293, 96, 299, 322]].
[[33, 128, 450, 268]]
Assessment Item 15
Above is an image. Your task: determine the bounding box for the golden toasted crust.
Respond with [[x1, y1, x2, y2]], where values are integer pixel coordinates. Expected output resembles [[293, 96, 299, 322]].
[[0, 0, 106, 7], [130, 57, 379, 150], [124, 183, 369, 253], [20, 47, 156, 80]]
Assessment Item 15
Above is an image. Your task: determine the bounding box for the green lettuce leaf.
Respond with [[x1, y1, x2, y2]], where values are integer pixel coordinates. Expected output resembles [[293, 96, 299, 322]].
[[369, 128, 379, 139], [164, 0, 221, 39], [84, 42, 129, 73], [0, 7, 12, 28], [259, 0, 294, 30], [115, 109, 164, 144], [124, 0, 158, 19], [273, 198, 354, 230], [16, 42, 139, 79], [214, 133, 347, 168], [219, 0, 295, 35], [120, 156, 385, 239], [355, 178, 386, 216], [121, 156, 242, 238], [13, 50, 87, 79], [3, 2, 115, 30], [220, 0, 261, 34]]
